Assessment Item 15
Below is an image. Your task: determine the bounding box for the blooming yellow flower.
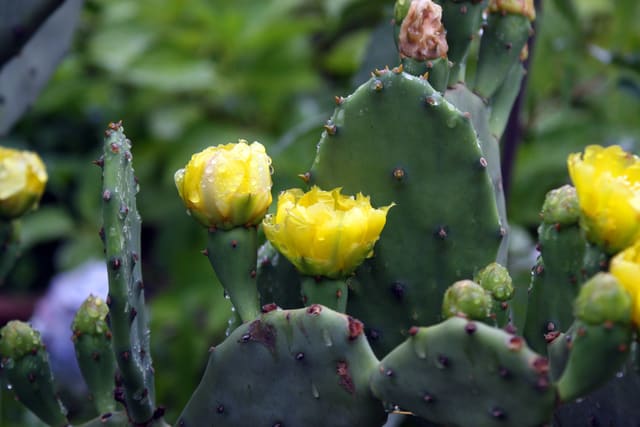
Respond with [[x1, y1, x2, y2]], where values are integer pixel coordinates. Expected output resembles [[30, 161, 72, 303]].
[[567, 145, 640, 254], [263, 186, 393, 279], [174, 140, 272, 229], [0, 147, 47, 220], [610, 241, 640, 325]]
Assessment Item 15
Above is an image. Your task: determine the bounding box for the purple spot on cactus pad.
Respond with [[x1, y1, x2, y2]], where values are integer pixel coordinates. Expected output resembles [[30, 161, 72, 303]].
[[261, 303, 278, 313], [347, 316, 364, 340], [306, 305, 322, 316], [465, 322, 477, 334], [237, 320, 277, 353], [101, 413, 112, 421], [216, 404, 225, 414], [337, 361, 356, 394], [423, 393, 435, 403], [390, 282, 406, 300]]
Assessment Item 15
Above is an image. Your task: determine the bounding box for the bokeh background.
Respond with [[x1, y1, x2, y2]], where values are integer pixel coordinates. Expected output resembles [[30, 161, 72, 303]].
[[1, 0, 639, 424]]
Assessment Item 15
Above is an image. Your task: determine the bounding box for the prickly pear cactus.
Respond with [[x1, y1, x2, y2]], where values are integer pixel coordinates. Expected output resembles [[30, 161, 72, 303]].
[[370, 317, 556, 427], [177, 305, 386, 427], [308, 66, 503, 354]]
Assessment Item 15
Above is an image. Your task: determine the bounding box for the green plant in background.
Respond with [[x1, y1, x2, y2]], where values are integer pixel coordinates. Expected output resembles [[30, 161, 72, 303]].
[[2, 0, 640, 426]]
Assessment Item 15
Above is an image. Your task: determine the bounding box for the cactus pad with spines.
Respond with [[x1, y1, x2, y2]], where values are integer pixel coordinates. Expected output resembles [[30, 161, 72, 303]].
[[101, 121, 157, 423], [0, 320, 69, 426], [370, 317, 556, 427], [307, 67, 503, 355], [177, 305, 386, 427], [72, 295, 118, 414]]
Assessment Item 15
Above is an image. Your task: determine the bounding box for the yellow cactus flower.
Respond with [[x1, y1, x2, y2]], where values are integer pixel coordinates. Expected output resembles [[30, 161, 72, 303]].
[[263, 186, 393, 279], [0, 147, 47, 220], [567, 145, 640, 254], [610, 241, 640, 325], [174, 140, 272, 229]]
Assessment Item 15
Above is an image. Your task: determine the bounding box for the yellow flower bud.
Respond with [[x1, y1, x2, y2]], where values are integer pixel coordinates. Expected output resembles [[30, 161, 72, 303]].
[[567, 145, 640, 254], [610, 241, 640, 325], [174, 140, 273, 229], [262, 186, 393, 279], [0, 147, 47, 220]]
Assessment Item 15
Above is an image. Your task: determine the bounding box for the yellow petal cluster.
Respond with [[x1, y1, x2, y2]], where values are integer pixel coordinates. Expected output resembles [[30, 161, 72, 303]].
[[0, 147, 47, 220], [262, 186, 393, 279], [610, 241, 640, 325], [174, 140, 272, 229], [567, 145, 640, 254]]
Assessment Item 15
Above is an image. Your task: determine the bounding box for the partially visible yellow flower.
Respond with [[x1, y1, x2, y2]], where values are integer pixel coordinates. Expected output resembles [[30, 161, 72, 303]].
[[263, 186, 393, 279], [567, 145, 640, 254], [174, 140, 272, 229], [0, 147, 47, 220], [610, 241, 640, 325]]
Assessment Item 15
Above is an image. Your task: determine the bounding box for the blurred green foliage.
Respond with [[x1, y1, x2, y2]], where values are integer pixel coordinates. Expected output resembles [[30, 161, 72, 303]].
[[0, 0, 639, 425]]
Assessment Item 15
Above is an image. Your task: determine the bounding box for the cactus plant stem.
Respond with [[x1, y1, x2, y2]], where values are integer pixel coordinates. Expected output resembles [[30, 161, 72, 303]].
[[206, 226, 260, 322], [300, 276, 348, 313], [102, 122, 156, 423]]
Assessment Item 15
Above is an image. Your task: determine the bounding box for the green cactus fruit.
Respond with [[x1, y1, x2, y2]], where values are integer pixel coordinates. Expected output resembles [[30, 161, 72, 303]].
[[555, 273, 634, 402], [524, 186, 588, 353], [256, 240, 302, 309], [475, 262, 514, 326], [488, 63, 525, 138], [306, 67, 502, 355], [539, 185, 580, 226], [439, 0, 489, 85], [101, 121, 157, 423], [441, 280, 492, 321], [177, 305, 386, 426], [206, 226, 260, 322], [370, 317, 556, 427], [72, 295, 117, 414], [545, 331, 569, 382], [475, 263, 514, 302], [473, 0, 534, 99], [0, 320, 68, 426]]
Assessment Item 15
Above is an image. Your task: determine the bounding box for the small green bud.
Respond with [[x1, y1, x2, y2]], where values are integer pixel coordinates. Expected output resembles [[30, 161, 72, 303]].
[[574, 273, 632, 325], [72, 294, 110, 336], [474, 262, 514, 301], [0, 320, 43, 360], [442, 280, 492, 321], [540, 185, 580, 225]]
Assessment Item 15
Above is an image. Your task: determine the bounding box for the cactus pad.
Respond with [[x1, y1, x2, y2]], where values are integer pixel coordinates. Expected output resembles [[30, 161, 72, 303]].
[[177, 305, 386, 427], [370, 317, 556, 427]]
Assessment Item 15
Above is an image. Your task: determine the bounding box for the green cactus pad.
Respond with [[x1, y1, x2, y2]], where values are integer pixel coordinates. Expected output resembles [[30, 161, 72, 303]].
[[439, 0, 489, 83], [0, 321, 68, 426], [370, 317, 556, 427], [555, 321, 633, 402], [101, 121, 157, 422], [307, 68, 502, 355], [177, 305, 386, 427], [473, 13, 531, 100], [444, 83, 509, 262], [72, 295, 118, 414], [523, 189, 589, 352]]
